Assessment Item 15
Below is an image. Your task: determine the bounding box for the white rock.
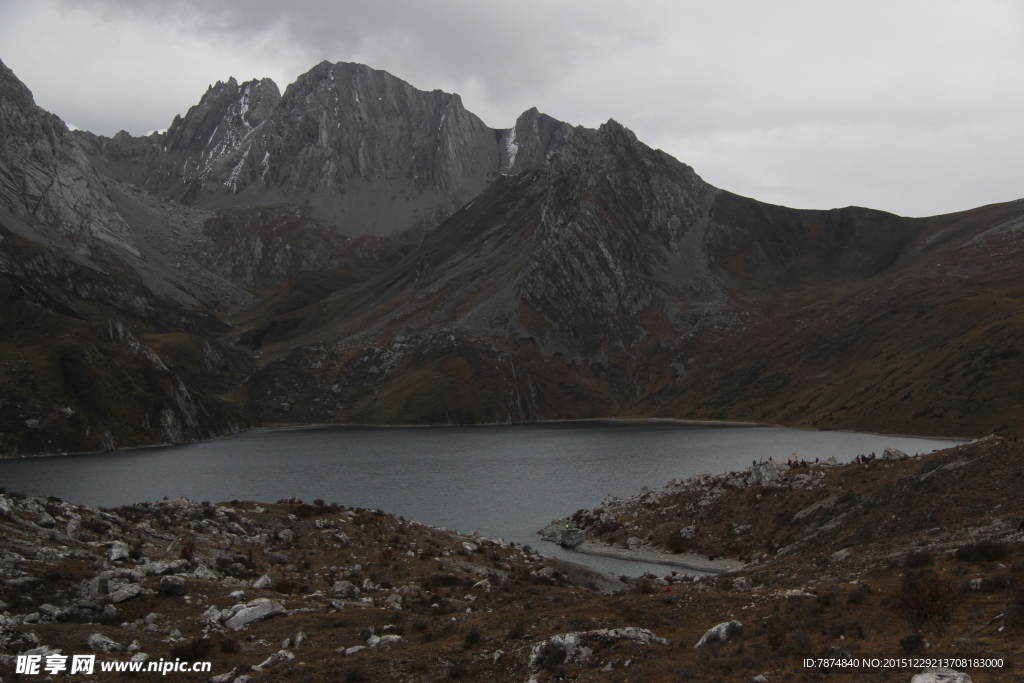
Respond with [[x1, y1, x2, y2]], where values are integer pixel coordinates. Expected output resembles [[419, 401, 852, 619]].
[[192, 564, 219, 581], [252, 574, 275, 590], [828, 548, 851, 563], [253, 649, 294, 671], [88, 633, 123, 653], [332, 580, 361, 598], [108, 541, 130, 562], [109, 584, 142, 603], [883, 447, 910, 461], [910, 668, 972, 683], [224, 598, 285, 630], [695, 621, 744, 648]]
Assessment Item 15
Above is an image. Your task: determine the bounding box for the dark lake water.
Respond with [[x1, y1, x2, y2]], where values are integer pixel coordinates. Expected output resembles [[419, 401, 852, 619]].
[[0, 422, 961, 576]]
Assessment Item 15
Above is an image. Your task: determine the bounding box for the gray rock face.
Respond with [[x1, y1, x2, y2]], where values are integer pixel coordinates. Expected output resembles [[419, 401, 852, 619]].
[[77, 61, 572, 237], [0, 59, 138, 255]]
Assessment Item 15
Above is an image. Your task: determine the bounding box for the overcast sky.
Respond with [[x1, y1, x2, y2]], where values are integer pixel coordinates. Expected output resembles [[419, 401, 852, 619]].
[[2, 0, 1022, 217]]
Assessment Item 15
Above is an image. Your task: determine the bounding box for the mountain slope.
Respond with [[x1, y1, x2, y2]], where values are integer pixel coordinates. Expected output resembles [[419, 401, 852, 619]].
[[5, 56, 1024, 455]]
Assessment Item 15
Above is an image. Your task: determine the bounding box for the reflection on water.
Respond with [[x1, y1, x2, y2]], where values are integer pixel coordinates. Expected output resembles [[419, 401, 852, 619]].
[[0, 422, 961, 576]]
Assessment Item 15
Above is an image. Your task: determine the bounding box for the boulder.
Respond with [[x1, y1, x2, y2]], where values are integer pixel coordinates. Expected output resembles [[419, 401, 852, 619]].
[[253, 649, 294, 671], [828, 548, 851, 564], [109, 583, 142, 603], [87, 633, 123, 653], [192, 564, 219, 581], [332, 581, 361, 598], [695, 620, 744, 648], [910, 668, 972, 683], [561, 528, 585, 548], [383, 594, 402, 610], [88, 576, 109, 599], [66, 519, 82, 540], [107, 541, 130, 562], [252, 574, 275, 590], [277, 529, 295, 543], [141, 561, 172, 576], [373, 634, 402, 647], [883, 447, 910, 461], [224, 598, 285, 630], [341, 645, 365, 656], [158, 576, 187, 596], [528, 628, 666, 673]]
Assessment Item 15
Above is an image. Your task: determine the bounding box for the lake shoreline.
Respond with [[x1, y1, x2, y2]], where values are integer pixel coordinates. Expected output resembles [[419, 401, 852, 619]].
[[0, 416, 969, 460]]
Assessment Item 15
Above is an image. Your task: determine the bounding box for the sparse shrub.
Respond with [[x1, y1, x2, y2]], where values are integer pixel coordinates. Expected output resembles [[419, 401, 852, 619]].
[[890, 571, 959, 628], [342, 666, 366, 683], [956, 540, 1008, 563], [219, 638, 239, 653], [507, 622, 526, 640], [293, 504, 316, 518], [462, 627, 481, 650], [426, 573, 465, 588], [904, 550, 933, 569], [900, 633, 925, 653], [666, 530, 689, 554], [1005, 587, 1024, 632], [179, 535, 196, 563], [775, 629, 812, 658], [535, 641, 568, 671], [847, 586, 870, 605], [170, 637, 212, 661], [448, 659, 468, 679]]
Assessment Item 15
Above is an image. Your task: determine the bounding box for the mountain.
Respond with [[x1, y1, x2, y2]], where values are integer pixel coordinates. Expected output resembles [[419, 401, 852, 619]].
[[74, 61, 573, 237], [3, 57, 1024, 456]]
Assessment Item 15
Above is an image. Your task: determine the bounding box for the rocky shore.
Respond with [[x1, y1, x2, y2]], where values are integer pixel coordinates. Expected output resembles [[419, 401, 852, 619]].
[[1, 438, 1022, 681]]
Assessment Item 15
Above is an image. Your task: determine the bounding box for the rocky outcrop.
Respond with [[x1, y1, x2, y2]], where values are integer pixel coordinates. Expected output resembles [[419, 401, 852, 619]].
[[77, 61, 573, 237], [0, 59, 138, 256]]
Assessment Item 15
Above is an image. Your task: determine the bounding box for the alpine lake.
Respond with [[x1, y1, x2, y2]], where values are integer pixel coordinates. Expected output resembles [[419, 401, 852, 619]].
[[0, 422, 961, 577]]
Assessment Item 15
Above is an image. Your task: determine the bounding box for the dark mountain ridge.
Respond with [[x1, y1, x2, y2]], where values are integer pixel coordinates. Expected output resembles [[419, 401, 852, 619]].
[[74, 61, 573, 237], [2, 56, 1024, 455]]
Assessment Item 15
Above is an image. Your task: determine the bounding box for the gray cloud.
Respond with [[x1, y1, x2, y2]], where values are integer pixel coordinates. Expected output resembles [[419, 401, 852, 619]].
[[2, 0, 1023, 216]]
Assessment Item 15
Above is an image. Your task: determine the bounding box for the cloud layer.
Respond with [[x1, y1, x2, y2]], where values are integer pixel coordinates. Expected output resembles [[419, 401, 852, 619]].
[[2, 0, 1023, 216]]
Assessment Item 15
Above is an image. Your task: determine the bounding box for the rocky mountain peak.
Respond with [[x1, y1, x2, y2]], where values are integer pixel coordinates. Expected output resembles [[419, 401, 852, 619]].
[[0, 58, 138, 256]]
